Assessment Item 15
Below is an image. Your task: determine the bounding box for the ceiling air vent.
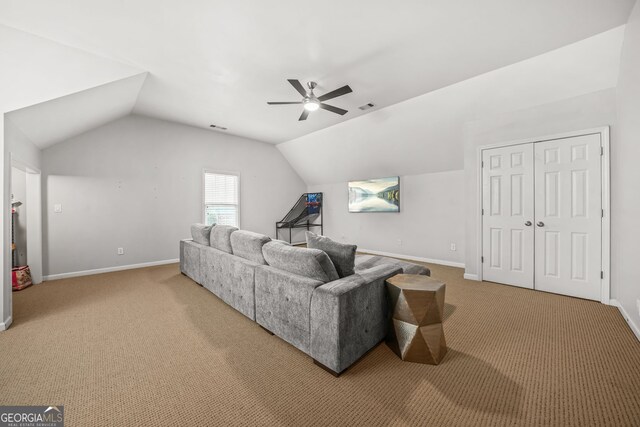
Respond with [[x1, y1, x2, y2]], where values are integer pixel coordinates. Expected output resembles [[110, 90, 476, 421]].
[[358, 103, 375, 111], [210, 124, 228, 131]]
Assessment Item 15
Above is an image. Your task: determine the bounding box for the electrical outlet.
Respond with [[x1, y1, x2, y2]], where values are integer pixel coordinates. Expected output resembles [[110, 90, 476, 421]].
[[450, 243, 457, 251], [117, 248, 124, 255], [397, 239, 402, 246], [637, 299, 640, 317], [54, 204, 62, 213]]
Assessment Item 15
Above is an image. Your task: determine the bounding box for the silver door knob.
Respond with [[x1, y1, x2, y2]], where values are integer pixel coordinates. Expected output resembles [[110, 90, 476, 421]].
[[537, 221, 544, 227], [525, 221, 532, 226]]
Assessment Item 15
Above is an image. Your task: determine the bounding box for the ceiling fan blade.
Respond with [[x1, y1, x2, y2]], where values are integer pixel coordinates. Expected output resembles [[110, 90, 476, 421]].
[[288, 79, 308, 97], [317, 85, 352, 102], [298, 110, 310, 121], [267, 101, 303, 105], [319, 103, 348, 115]]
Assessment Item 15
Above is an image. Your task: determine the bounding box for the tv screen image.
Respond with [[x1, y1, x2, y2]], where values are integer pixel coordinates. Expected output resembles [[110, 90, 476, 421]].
[[348, 176, 400, 213]]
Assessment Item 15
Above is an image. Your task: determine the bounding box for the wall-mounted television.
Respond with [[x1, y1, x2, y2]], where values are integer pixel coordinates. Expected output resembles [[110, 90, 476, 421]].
[[348, 176, 400, 213]]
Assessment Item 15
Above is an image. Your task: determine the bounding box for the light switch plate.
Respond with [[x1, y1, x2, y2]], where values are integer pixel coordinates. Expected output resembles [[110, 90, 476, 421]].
[[54, 204, 62, 213]]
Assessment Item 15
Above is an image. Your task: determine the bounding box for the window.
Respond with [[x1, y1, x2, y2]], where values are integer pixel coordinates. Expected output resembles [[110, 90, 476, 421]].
[[203, 171, 239, 227]]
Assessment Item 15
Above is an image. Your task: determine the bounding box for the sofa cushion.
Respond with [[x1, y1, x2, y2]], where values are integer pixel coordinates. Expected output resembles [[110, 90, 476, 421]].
[[230, 230, 271, 264], [190, 223, 213, 245], [201, 246, 258, 320], [355, 254, 430, 276], [262, 242, 339, 283], [209, 225, 238, 253], [306, 232, 357, 278]]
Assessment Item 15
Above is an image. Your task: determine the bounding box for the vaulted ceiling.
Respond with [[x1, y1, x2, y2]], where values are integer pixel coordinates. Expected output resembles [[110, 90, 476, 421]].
[[0, 0, 635, 145], [7, 75, 147, 149]]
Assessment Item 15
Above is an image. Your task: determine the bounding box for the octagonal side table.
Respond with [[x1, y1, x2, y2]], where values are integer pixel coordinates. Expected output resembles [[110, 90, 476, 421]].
[[385, 274, 447, 365]]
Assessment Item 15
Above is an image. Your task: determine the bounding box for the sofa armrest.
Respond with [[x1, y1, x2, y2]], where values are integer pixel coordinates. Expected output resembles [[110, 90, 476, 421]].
[[180, 239, 202, 283], [309, 264, 402, 374], [255, 265, 324, 353]]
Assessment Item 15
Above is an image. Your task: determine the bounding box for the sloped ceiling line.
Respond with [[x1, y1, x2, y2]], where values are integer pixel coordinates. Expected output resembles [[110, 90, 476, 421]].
[[0, 0, 634, 143]]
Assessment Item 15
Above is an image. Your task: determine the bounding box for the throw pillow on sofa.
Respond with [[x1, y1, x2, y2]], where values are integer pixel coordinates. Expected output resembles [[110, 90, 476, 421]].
[[262, 241, 339, 283], [305, 232, 357, 278], [191, 223, 214, 245]]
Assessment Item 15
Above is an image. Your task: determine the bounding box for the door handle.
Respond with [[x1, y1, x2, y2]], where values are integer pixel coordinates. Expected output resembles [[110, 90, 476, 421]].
[[525, 221, 532, 226], [536, 221, 544, 227]]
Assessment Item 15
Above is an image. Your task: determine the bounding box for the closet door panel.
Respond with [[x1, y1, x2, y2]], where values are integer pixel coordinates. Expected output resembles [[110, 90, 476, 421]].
[[533, 134, 602, 301], [482, 144, 534, 288]]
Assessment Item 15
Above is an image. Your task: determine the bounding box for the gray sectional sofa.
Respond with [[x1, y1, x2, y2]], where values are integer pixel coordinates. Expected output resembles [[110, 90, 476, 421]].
[[180, 224, 430, 375]]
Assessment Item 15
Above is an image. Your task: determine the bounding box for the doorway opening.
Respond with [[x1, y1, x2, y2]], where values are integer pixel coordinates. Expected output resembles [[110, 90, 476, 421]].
[[10, 158, 42, 290]]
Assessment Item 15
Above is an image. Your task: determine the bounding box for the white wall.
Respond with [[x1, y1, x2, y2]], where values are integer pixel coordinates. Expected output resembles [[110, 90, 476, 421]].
[[613, 1, 640, 336], [5, 118, 42, 171], [309, 170, 465, 266], [463, 88, 618, 278], [42, 115, 306, 277], [0, 119, 9, 329]]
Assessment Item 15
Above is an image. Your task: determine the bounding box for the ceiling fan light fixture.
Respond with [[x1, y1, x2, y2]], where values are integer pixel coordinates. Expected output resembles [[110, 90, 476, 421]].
[[303, 99, 320, 112], [267, 79, 352, 121]]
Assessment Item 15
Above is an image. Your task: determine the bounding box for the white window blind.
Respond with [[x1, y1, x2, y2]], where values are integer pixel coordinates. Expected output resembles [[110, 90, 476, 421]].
[[204, 172, 239, 227]]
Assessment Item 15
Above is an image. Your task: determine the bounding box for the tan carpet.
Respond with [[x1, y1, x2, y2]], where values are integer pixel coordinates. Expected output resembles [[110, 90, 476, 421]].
[[1, 263, 639, 426]]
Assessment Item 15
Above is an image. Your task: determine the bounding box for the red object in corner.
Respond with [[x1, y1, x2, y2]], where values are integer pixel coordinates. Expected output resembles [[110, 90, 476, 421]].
[[12, 266, 32, 291]]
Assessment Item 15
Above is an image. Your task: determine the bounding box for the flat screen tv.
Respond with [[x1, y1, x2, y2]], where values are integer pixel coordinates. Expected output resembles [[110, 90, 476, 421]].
[[348, 176, 400, 213]]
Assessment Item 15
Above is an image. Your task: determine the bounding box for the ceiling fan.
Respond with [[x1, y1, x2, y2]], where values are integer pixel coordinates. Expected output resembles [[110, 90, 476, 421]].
[[267, 79, 353, 121]]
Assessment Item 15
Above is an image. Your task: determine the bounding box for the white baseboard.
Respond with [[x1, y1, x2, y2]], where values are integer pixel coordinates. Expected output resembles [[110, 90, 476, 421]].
[[463, 273, 480, 281], [0, 316, 12, 331], [358, 248, 465, 269], [610, 299, 640, 342], [43, 259, 180, 281]]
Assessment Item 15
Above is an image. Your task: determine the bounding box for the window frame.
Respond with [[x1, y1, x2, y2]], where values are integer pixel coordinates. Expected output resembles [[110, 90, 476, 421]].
[[202, 169, 241, 228]]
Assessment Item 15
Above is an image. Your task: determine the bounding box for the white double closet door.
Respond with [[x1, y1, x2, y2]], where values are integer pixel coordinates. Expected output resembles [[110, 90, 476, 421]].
[[482, 133, 602, 301]]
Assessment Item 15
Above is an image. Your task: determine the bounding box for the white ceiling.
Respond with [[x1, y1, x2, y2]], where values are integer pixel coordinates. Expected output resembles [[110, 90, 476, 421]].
[[278, 27, 623, 184], [7, 74, 147, 149], [0, 0, 635, 144]]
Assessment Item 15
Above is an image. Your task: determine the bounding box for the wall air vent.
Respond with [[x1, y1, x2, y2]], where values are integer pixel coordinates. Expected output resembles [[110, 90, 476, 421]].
[[210, 124, 228, 131], [358, 103, 375, 111]]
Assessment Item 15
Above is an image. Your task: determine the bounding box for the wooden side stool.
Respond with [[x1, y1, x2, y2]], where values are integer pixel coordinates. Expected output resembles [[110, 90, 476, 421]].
[[385, 274, 447, 365]]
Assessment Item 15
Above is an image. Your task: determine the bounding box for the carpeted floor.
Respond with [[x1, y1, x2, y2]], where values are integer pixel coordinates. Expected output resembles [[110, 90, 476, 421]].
[[1, 263, 639, 426]]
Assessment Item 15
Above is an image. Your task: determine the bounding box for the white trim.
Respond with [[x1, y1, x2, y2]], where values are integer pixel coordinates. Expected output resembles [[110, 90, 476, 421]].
[[476, 127, 610, 152], [43, 259, 179, 281], [24, 167, 43, 285], [463, 273, 480, 281], [0, 315, 12, 331], [358, 248, 465, 268], [600, 128, 611, 304], [610, 299, 640, 342], [475, 126, 611, 304]]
